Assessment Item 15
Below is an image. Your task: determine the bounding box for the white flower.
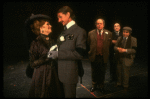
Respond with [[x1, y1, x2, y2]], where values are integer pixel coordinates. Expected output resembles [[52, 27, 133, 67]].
[[105, 32, 108, 34], [60, 36, 65, 41]]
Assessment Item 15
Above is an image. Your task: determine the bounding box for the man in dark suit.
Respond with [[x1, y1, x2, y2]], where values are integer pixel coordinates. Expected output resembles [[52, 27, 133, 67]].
[[88, 18, 112, 93], [109, 23, 122, 83], [48, 6, 86, 98]]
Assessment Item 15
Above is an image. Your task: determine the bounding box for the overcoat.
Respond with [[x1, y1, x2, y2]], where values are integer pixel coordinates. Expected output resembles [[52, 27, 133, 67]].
[[57, 24, 86, 84], [88, 29, 112, 63]]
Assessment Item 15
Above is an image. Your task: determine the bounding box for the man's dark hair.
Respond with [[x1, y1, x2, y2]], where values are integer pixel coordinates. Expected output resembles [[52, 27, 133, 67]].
[[57, 6, 75, 20]]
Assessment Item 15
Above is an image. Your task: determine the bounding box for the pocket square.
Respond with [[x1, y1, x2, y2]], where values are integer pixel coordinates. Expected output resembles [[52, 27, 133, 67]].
[[68, 34, 74, 40]]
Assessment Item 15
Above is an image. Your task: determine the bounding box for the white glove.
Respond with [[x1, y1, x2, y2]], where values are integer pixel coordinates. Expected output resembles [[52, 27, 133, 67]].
[[47, 44, 58, 59], [49, 44, 58, 51]]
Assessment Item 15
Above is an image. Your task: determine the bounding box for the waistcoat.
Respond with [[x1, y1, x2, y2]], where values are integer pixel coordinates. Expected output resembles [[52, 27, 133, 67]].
[[96, 32, 104, 55]]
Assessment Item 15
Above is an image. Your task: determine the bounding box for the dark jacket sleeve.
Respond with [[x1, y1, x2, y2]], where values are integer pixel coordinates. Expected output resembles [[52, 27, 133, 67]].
[[58, 29, 87, 60]]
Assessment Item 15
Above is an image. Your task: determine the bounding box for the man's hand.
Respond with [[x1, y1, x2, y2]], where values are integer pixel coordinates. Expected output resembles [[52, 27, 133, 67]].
[[117, 47, 127, 53], [112, 40, 117, 44]]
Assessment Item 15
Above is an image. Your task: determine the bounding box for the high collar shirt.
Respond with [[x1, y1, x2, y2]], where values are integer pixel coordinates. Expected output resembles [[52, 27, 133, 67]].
[[66, 20, 76, 29]]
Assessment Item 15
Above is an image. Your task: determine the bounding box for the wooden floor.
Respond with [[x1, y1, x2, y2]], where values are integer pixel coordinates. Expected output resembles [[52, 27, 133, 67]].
[[3, 59, 148, 98]]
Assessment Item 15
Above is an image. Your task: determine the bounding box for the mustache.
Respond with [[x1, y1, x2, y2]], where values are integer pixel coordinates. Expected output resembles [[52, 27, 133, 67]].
[[59, 21, 64, 23]]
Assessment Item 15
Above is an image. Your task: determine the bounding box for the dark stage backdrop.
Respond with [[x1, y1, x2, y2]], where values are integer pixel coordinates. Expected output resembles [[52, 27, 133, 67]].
[[3, 1, 148, 64]]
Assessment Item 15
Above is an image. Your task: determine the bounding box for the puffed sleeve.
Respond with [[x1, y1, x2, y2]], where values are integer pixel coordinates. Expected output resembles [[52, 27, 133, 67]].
[[29, 40, 49, 68], [29, 41, 39, 68]]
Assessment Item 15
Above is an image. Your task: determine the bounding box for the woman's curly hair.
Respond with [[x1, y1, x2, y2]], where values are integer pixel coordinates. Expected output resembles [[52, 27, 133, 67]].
[[30, 19, 46, 35]]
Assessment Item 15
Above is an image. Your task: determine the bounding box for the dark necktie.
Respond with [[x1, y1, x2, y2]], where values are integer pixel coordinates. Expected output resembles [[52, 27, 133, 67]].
[[99, 30, 101, 36], [64, 25, 67, 30]]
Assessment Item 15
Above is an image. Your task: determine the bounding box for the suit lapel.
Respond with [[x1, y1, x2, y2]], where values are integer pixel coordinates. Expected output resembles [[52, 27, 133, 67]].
[[103, 29, 107, 42], [93, 29, 97, 42], [103, 30, 106, 41], [93, 29, 107, 42], [57, 24, 77, 48], [63, 24, 77, 36]]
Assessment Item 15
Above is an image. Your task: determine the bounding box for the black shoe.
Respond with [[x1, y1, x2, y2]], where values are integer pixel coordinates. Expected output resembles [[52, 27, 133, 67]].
[[109, 79, 117, 83], [109, 79, 115, 83], [114, 84, 122, 88], [99, 88, 105, 93], [123, 87, 128, 93], [90, 87, 96, 92]]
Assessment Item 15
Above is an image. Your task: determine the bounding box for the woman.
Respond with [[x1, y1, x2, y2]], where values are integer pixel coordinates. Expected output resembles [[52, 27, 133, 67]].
[[27, 14, 64, 98]]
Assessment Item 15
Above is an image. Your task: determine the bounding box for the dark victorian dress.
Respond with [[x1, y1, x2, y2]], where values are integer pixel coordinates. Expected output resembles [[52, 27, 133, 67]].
[[28, 34, 64, 98]]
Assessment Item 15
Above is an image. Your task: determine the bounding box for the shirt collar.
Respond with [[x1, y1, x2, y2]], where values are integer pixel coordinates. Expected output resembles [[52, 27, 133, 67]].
[[66, 20, 76, 29], [97, 29, 104, 34], [123, 37, 128, 40], [115, 31, 120, 33]]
